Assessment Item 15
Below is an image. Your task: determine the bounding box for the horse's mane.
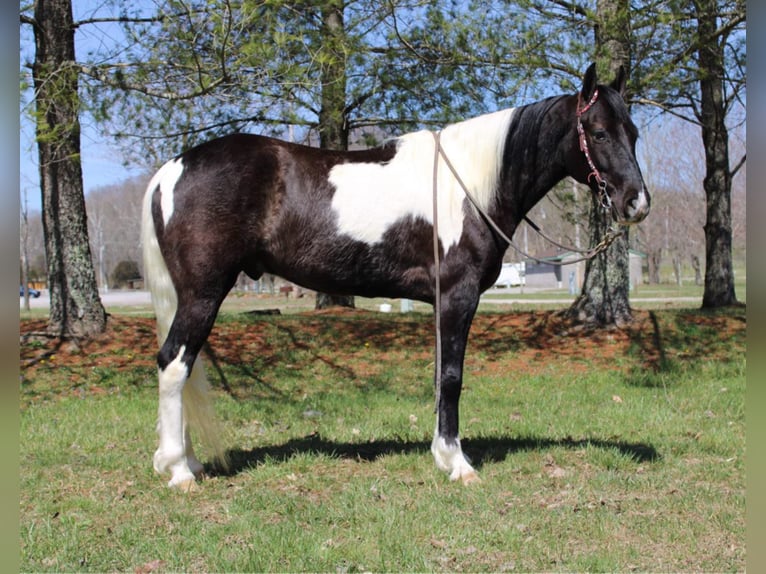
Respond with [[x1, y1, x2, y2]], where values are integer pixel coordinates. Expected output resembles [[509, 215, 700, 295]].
[[394, 108, 516, 217]]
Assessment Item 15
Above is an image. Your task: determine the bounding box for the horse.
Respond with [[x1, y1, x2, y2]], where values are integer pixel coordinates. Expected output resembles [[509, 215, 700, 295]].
[[141, 63, 650, 489]]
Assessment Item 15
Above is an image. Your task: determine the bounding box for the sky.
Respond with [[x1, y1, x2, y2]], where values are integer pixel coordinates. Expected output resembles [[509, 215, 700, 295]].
[[19, 116, 143, 214], [19, 1, 146, 213]]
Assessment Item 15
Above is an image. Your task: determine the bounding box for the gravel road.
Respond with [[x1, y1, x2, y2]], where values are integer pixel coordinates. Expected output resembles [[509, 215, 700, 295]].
[[21, 289, 701, 310]]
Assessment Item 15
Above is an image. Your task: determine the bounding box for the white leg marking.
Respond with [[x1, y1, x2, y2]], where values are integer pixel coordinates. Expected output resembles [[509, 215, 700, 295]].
[[431, 421, 481, 485], [154, 345, 198, 488]]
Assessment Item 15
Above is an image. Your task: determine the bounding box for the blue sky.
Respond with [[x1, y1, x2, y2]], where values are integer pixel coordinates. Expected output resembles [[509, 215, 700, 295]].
[[19, 115, 142, 213], [19, 1, 146, 213]]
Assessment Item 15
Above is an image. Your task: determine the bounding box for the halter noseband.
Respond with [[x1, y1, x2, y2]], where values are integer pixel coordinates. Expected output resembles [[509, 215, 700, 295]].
[[576, 89, 611, 210]]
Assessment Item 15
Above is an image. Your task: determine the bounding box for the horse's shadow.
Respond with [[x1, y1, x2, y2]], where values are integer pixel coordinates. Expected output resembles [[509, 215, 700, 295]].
[[210, 434, 659, 477]]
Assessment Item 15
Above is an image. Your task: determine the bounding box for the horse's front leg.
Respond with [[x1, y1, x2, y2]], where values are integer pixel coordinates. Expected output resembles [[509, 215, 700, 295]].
[[431, 287, 481, 485]]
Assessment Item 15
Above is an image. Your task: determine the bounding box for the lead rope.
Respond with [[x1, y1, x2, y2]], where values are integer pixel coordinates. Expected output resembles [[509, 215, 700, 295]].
[[430, 132, 625, 267], [432, 131, 443, 415]]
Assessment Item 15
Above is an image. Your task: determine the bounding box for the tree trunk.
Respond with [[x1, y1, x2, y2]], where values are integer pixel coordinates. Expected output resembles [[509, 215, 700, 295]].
[[315, 1, 354, 310], [569, 208, 632, 326], [696, 0, 737, 308], [567, 0, 632, 326], [691, 254, 702, 286], [33, 0, 107, 337], [648, 249, 661, 284], [672, 255, 682, 286], [21, 197, 31, 312]]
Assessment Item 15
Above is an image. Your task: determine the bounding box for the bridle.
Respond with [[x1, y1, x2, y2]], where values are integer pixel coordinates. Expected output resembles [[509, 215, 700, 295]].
[[576, 89, 612, 211]]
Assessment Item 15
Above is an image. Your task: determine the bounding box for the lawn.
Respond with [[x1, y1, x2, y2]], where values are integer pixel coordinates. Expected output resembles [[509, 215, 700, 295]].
[[20, 305, 745, 572]]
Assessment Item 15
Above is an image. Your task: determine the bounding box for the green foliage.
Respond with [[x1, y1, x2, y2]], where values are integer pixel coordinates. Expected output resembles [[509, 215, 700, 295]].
[[24, 0, 745, 164], [86, 0, 587, 163]]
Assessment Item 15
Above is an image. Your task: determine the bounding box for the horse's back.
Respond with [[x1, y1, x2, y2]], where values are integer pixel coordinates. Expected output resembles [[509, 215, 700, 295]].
[[145, 133, 405, 290]]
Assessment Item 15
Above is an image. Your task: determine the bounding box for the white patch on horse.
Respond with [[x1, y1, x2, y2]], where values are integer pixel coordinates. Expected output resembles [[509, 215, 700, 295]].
[[628, 186, 650, 221], [329, 108, 515, 250], [147, 157, 185, 226]]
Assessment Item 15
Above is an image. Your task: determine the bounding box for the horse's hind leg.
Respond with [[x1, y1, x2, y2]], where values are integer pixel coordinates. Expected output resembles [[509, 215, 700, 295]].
[[154, 340, 196, 489], [154, 296, 225, 489]]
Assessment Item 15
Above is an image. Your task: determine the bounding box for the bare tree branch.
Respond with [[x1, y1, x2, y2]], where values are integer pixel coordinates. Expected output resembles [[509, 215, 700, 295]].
[[635, 97, 704, 127], [731, 153, 746, 177]]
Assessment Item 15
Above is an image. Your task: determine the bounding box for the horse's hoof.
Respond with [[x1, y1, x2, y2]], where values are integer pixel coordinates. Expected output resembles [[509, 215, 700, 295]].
[[189, 462, 205, 479], [461, 471, 482, 486], [168, 476, 198, 492]]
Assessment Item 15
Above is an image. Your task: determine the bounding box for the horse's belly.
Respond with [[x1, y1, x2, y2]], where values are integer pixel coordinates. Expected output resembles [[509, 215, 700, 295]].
[[261, 234, 434, 302]]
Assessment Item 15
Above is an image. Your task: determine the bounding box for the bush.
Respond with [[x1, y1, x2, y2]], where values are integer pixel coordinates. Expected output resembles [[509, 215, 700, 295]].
[[111, 260, 141, 288]]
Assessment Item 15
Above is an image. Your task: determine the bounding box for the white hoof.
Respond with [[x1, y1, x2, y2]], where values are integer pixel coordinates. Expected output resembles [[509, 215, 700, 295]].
[[168, 474, 198, 492], [432, 435, 480, 485], [155, 448, 200, 490]]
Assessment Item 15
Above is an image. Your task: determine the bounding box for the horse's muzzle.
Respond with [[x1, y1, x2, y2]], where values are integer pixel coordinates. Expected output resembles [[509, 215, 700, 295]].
[[617, 186, 650, 225]]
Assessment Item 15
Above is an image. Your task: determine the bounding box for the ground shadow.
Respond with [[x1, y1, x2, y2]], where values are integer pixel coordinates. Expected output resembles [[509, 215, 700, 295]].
[[210, 433, 659, 477], [624, 310, 671, 387]]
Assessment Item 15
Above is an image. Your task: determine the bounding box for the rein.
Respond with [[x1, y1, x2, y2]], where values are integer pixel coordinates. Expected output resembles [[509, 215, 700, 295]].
[[432, 133, 443, 414], [429, 130, 625, 268]]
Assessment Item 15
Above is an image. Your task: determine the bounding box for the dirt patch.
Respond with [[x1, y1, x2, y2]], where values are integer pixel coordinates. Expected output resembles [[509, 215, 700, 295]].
[[20, 307, 746, 396]]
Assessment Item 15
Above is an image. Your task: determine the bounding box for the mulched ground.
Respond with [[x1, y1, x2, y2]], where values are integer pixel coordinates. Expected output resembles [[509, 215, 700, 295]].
[[20, 307, 746, 386]]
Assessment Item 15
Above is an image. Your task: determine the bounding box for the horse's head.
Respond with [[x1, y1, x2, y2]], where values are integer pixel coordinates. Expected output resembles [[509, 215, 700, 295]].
[[568, 64, 650, 225]]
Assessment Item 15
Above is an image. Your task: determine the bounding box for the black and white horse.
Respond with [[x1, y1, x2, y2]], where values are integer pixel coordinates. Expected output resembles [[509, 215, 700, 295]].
[[141, 64, 649, 489]]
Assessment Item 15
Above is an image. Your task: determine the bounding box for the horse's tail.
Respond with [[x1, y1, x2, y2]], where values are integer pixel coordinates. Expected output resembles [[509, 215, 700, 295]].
[[141, 179, 228, 470]]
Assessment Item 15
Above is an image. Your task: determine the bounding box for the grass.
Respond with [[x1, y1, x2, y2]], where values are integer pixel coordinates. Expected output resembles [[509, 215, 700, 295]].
[[19, 306, 745, 572]]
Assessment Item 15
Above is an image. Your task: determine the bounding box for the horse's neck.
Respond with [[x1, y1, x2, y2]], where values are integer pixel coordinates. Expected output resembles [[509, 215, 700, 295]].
[[495, 97, 572, 231], [493, 151, 567, 239]]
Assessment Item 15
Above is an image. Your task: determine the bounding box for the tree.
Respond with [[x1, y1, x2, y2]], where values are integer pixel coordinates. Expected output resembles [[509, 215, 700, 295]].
[[22, 0, 107, 338], [20, 193, 32, 312], [512, 0, 745, 313], [23, 0, 743, 321], [694, 0, 742, 307], [82, 1, 548, 309], [568, 0, 635, 326], [633, 0, 745, 307], [313, 1, 355, 309], [635, 115, 708, 285], [86, 175, 148, 291]]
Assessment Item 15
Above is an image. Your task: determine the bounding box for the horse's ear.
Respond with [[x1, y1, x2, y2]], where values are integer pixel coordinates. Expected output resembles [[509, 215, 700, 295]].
[[581, 63, 598, 102], [610, 65, 628, 98]]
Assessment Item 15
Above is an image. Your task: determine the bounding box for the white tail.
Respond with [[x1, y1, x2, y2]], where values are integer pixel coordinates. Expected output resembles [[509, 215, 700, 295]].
[[141, 184, 228, 470]]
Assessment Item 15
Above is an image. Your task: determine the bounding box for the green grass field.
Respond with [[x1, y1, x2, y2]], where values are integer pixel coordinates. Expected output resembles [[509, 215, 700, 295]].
[[20, 305, 745, 572]]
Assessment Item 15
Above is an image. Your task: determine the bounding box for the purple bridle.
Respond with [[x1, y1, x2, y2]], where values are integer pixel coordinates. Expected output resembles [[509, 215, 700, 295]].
[[576, 89, 612, 210]]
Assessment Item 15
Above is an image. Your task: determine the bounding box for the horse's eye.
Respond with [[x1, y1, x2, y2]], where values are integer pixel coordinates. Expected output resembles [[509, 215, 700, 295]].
[[593, 130, 608, 142]]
